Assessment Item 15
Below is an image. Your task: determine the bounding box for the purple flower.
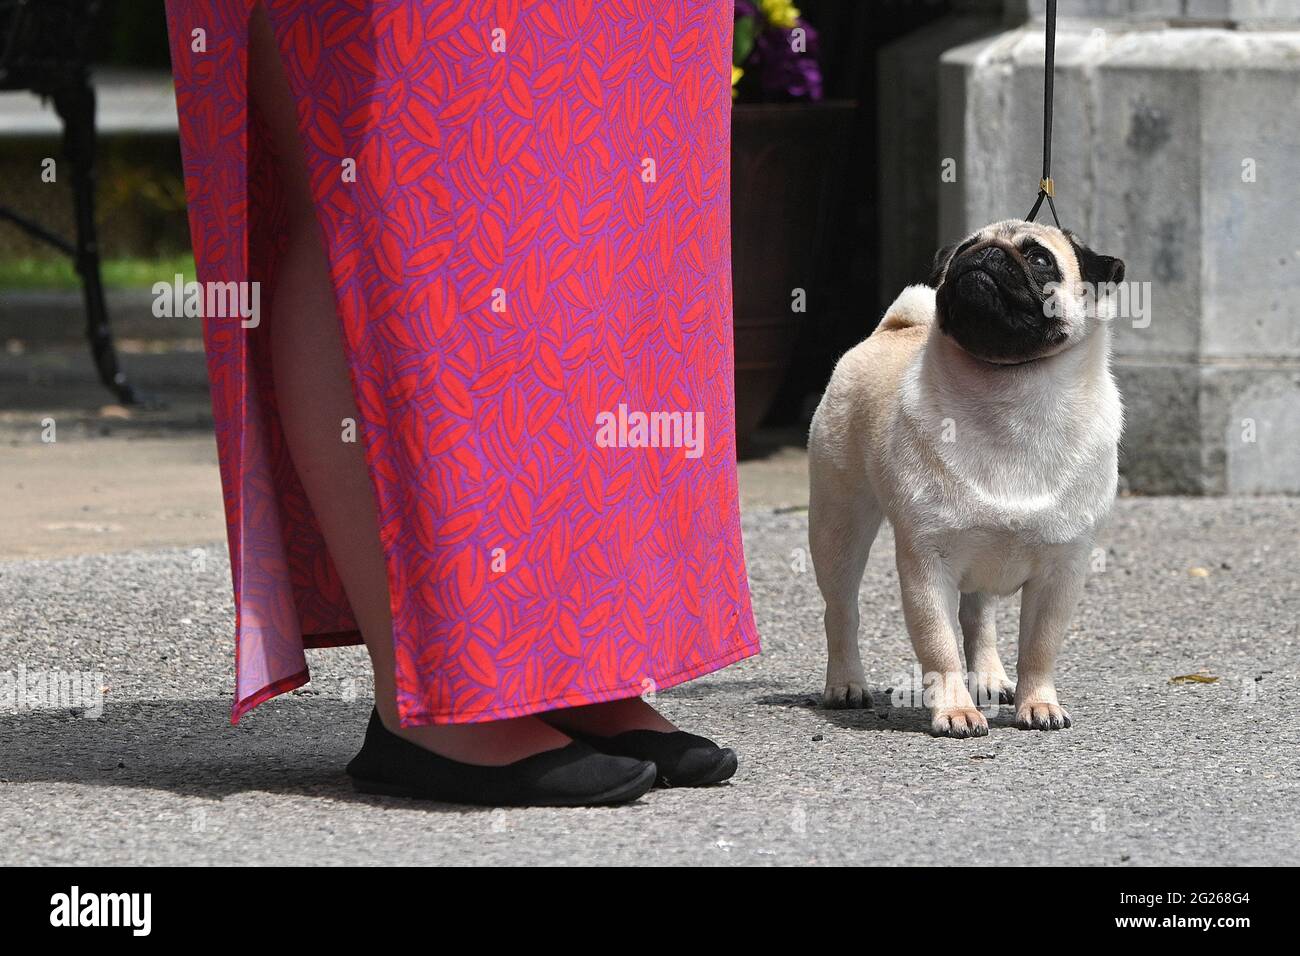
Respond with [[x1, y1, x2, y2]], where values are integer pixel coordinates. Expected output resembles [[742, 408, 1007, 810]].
[[734, 1, 823, 102]]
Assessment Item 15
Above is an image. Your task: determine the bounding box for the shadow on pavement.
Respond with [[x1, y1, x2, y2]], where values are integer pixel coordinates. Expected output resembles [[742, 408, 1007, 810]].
[[756, 691, 1022, 734], [0, 697, 512, 814]]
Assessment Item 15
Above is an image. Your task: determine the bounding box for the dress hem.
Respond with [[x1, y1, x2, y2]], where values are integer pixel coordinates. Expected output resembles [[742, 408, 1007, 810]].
[[394, 635, 762, 728], [230, 668, 310, 725], [229, 634, 762, 727]]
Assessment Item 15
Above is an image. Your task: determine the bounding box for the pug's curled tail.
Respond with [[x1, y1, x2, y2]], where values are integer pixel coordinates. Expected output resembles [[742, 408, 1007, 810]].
[[875, 284, 936, 333]]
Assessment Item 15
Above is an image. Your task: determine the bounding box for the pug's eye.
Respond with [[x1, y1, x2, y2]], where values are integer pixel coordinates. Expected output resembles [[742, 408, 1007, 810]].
[[1026, 248, 1053, 269]]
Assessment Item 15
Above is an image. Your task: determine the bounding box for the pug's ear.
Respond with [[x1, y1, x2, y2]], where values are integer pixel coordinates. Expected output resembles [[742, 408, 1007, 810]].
[[1065, 232, 1125, 286], [928, 242, 957, 288]]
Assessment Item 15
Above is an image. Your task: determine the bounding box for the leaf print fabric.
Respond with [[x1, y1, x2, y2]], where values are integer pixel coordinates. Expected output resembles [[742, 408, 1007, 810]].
[[164, 0, 760, 726]]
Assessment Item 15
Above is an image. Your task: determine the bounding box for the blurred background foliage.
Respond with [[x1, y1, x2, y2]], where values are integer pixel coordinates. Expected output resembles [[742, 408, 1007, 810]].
[[102, 1, 171, 69], [1, 2, 186, 272]]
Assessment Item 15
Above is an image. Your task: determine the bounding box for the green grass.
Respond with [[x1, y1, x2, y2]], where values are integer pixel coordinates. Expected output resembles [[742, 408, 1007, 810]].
[[0, 255, 197, 291]]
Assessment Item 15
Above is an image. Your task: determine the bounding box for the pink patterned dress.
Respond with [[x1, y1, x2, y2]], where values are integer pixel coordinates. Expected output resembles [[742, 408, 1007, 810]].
[[164, 0, 759, 726]]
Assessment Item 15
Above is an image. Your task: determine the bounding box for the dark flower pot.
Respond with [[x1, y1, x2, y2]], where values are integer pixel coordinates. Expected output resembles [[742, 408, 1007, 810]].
[[731, 100, 855, 456]]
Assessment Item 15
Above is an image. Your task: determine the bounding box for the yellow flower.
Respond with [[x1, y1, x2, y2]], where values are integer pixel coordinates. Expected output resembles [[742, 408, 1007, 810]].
[[760, 0, 801, 30], [732, 64, 743, 95]]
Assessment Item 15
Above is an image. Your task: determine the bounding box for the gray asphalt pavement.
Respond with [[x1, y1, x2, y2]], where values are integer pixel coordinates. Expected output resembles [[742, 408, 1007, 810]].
[[1, 497, 1297, 865]]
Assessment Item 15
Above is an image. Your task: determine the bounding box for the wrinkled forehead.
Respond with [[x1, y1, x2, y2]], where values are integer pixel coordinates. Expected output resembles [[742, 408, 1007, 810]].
[[971, 218, 1073, 262]]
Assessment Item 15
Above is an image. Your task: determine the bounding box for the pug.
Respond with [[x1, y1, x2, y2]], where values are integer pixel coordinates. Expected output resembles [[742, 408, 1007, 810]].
[[807, 219, 1124, 738]]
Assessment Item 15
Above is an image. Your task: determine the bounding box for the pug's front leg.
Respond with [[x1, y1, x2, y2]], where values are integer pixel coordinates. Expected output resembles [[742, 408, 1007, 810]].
[[897, 547, 987, 738], [1015, 549, 1090, 730]]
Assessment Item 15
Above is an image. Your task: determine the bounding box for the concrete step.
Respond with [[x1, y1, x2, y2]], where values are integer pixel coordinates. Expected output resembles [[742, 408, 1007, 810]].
[[0, 342, 211, 432]]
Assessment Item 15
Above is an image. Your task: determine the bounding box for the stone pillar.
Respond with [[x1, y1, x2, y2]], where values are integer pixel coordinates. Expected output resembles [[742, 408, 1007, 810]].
[[876, 1, 1005, 309], [938, 0, 1300, 493]]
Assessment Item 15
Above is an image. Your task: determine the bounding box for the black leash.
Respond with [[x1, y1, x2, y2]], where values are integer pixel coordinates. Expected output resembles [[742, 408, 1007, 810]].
[[1025, 0, 1061, 227]]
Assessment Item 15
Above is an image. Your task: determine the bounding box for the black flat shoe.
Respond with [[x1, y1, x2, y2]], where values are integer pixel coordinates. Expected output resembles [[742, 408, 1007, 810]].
[[346, 709, 657, 807], [569, 728, 738, 788]]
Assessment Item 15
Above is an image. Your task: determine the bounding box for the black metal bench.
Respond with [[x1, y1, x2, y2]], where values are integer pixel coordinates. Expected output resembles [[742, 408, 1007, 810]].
[[0, 0, 136, 403]]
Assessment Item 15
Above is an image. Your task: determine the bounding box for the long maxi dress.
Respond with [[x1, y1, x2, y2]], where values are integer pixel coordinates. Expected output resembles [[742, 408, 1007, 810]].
[[164, 0, 760, 726]]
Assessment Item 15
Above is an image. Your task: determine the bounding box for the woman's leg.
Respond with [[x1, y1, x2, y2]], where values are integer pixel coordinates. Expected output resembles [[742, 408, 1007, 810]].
[[249, 4, 569, 765], [542, 698, 677, 736]]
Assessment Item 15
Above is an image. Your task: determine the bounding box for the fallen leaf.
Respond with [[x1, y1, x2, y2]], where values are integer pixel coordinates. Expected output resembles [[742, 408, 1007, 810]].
[[1170, 673, 1219, 684]]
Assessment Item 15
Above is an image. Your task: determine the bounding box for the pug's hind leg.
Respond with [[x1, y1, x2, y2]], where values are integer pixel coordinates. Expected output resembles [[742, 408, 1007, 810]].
[[810, 475, 881, 710], [959, 592, 1015, 707]]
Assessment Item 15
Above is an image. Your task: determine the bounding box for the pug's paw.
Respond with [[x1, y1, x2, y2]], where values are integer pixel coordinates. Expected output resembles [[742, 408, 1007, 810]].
[[971, 672, 1017, 707], [996, 678, 1017, 705], [823, 680, 871, 709], [1015, 701, 1072, 731], [930, 707, 989, 738]]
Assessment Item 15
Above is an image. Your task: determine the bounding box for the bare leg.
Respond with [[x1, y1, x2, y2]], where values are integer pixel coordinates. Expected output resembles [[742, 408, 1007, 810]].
[[249, 5, 568, 765], [543, 698, 677, 736]]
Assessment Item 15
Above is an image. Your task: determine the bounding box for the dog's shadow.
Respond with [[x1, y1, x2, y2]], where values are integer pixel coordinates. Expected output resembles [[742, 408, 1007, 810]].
[[0, 697, 506, 814], [755, 690, 1021, 735]]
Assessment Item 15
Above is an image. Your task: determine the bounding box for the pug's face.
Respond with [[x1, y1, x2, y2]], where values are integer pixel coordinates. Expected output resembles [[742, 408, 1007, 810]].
[[931, 219, 1124, 366]]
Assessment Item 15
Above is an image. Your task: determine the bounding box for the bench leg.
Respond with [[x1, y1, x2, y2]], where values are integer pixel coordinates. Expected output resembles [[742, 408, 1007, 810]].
[[53, 80, 137, 405]]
